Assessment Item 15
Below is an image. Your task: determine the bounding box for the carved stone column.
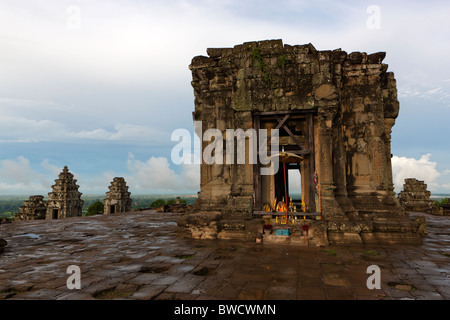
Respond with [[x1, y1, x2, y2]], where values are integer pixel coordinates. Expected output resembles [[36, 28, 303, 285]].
[[317, 105, 345, 219], [383, 118, 396, 197], [333, 110, 358, 219]]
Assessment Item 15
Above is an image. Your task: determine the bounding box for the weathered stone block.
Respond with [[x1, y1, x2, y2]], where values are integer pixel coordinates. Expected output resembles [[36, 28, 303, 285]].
[[314, 84, 338, 101], [360, 232, 422, 245], [367, 52, 386, 64], [349, 52, 363, 64], [263, 234, 291, 244], [328, 232, 363, 245], [307, 221, 329, 246], [207, 48, 233, 58]]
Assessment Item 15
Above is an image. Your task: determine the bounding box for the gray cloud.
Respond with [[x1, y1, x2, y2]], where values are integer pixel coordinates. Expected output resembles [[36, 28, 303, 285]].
[[0, 0, 449, 194]]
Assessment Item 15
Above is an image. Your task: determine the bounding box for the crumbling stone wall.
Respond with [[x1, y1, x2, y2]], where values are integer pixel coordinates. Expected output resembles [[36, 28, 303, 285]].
[[179, 39, 424, 245], [398, 178, 434, 212], [15, 195, 47, 220]]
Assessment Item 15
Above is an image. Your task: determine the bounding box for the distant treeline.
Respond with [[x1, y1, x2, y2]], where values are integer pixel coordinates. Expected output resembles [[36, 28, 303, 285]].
[[0, 196, 28, 219], [0, 195, 197, 219]]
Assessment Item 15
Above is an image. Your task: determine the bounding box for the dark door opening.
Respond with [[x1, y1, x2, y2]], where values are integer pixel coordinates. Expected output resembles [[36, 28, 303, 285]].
[[52, 209, 58, 219], [110, 205, 115, 214], [275, 163, 288, 206]]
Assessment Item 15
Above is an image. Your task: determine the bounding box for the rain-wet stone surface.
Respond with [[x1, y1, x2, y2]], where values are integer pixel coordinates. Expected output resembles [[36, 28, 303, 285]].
[[0, 210, 449, 300]]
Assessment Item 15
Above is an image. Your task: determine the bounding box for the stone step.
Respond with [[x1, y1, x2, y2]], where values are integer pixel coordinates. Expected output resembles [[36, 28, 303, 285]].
[[217, 229, 246, 240], [372, 220, 418, 233], [218, 219, 246, 230]]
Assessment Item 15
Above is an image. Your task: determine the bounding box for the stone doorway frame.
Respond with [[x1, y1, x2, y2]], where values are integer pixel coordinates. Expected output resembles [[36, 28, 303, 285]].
[[253, 110, 317, 213]]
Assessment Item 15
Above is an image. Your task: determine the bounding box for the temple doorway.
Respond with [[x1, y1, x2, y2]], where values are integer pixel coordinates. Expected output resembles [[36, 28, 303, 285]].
[[253, 110, 317, 215]]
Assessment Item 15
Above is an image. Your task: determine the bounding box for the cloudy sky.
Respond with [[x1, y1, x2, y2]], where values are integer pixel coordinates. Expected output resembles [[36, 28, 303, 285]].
[[0, 0, 449, 195]]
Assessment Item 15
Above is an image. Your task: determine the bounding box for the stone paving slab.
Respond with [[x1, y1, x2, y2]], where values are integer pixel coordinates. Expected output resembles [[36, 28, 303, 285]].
[[0, 210, 449, 300]]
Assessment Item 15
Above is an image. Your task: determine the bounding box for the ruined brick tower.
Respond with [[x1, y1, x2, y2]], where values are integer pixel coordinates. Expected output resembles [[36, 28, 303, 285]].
[[16, 195, 47, 220], [398, 178, 434, 212], [46, 166, 84, 219], [103, 177, 132, 214], [178, 40, 424, 245]]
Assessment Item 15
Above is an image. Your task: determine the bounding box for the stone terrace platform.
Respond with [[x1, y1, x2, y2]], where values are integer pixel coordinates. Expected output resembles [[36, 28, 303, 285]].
[[0, 210, 449, 300]]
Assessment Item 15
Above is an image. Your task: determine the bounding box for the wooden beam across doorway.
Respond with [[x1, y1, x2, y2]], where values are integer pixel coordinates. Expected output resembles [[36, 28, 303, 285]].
[[274, 115, 305, 150]]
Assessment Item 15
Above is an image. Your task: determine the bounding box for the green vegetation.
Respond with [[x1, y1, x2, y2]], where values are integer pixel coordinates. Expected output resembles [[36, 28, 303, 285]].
[[321, 249, 337, 256], [277, 54, 287, 68], [151, 198, 187, 207], [175, 254, 195, 259], [362, 250, 379, 256], [0, 196, 27, 218], [0, 289, 25, 298], [86, 201, 104, 216], [251, 47, 289, 109], [252, 47, 271, 83], [0, 212, 15, 221], [251, 47, 288, 85], [150, 198, 166, 208], [82, 195, 194, 214], [0, 195, 197, 218], [434, 198, 449, 207]]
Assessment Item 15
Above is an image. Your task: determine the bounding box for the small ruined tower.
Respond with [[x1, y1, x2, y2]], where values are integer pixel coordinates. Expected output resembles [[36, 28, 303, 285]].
[[15, 195, 47, 220], [398, 178, 434, 212], [46, 166, 84, 219], [103, 177, 132, 214]]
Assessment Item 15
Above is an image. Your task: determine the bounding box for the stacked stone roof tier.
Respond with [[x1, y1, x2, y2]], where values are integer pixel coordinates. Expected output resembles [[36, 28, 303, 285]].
[[398, 178, 434, 212], [103, 177, 132, 214], [16, 195, 47, 220], [46, 166, 84, 219]]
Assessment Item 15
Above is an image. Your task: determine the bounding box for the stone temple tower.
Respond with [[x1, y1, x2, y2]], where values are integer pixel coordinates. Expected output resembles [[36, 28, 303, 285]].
[[398, 178, 434, 212], [178, 40, 425, 245], [103, 177, 132, 214], [16, 195, 47, 220], [46, 166, 84, 219]]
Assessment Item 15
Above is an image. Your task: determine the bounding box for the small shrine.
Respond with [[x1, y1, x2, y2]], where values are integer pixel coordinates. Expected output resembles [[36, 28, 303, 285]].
[[398, 178, 434, 212], [103, 177, 132, 214], [15, 195, 47, 220], [46, 166, 84, 219]]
